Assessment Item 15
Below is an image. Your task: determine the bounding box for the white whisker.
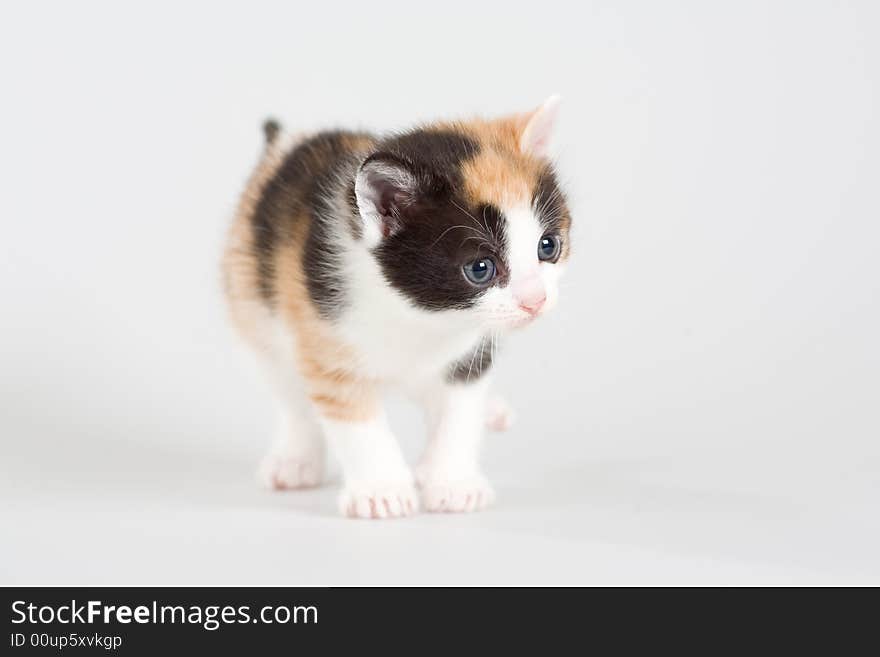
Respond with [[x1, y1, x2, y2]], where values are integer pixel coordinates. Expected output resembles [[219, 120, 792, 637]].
[[429, 224, 485, 249]]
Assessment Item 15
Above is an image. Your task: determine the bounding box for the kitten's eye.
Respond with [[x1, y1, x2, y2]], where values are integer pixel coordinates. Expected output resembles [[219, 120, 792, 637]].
[[463, 258, 496, 286], [538, 235, 561, 262]]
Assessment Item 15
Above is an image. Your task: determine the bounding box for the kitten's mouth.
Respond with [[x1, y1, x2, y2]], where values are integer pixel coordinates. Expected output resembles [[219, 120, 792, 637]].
[[508, 312, 539, 329]]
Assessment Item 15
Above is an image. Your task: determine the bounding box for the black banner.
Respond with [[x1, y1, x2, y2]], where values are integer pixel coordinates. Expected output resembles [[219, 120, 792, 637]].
[[1, 586, 872, 653]]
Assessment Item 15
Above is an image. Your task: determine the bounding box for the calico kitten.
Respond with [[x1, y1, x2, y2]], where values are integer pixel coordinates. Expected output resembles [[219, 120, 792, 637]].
[[222, 97, 571, 518]]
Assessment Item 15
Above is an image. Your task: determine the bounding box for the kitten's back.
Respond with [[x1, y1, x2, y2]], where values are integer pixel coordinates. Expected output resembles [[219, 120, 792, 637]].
[[222, 127, 375, 348]]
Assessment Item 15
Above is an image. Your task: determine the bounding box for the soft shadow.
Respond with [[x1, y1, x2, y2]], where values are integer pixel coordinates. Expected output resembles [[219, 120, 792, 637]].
[[0, 414, 336, 518]]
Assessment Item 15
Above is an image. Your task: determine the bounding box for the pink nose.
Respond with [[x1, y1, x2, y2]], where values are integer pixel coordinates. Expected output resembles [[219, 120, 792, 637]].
[[514, 277, 547, 315], [518, 295, 546, 315]]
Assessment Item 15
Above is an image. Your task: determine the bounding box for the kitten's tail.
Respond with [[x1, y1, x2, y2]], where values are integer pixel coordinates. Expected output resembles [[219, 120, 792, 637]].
[[262, 118, 282, 146]]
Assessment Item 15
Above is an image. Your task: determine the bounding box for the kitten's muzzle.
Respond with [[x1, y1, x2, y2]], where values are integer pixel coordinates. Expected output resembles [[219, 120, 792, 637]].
[[513, 276, 547, 317]]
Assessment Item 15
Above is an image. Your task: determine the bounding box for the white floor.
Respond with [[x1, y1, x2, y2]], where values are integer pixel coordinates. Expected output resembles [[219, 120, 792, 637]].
[[2, 389, 878, 585]]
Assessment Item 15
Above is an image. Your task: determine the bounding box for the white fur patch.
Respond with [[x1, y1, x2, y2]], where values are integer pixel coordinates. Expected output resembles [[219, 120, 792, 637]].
[[473, 204, 563, 330], [320, 413, 418, 519], [415, 377, 495, 512]]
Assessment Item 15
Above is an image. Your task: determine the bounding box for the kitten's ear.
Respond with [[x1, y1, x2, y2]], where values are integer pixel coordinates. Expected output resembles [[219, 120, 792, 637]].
[[354, 154, 419, 245], [519, 94, 562, 157]]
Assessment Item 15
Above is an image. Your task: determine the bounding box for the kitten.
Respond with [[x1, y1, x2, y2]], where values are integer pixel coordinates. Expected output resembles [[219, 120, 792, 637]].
[[222, 97, 571, 518]]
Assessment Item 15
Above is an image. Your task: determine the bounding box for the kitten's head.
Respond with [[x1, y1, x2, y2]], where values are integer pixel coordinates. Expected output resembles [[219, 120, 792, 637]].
[[355, 96, 570, 332]]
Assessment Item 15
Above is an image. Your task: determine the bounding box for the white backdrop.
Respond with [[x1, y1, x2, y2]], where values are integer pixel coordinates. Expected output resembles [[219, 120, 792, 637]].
[[1, 1, 878, 584]]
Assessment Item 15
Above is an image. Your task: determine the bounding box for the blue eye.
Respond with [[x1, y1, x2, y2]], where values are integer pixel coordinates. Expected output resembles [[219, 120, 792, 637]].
[[538, 235, 561, 262], [463, 258, 496, 286]]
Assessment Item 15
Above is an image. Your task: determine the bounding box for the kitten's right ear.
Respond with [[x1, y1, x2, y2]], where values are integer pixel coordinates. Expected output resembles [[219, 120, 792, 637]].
[[519, 95, 562, 158], [354, 155, 418, 245]]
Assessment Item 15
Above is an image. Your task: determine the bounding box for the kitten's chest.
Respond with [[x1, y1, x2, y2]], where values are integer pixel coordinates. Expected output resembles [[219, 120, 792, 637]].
[[339, 304, 481, 384], [333, 248, 484, 383]]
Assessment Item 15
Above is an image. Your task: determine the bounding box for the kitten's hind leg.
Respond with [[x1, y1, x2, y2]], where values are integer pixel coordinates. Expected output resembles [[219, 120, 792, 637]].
[[486, 393, 515, 432], [258, 363, 326, 490]]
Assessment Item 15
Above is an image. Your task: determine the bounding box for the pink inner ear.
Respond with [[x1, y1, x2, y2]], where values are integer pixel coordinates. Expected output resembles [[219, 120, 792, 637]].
[[520, 95, 561, 157], [531, 135, 550, 152], [521, 122, 552, 156]]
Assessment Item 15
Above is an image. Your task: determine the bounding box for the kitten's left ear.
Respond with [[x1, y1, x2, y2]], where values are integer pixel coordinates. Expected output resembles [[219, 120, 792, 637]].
[[519, 94, 562, 157], [354, 154, 419, 245]]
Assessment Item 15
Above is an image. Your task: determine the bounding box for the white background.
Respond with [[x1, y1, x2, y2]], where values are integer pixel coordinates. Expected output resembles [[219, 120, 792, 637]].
[[1, 1, 878, 584]]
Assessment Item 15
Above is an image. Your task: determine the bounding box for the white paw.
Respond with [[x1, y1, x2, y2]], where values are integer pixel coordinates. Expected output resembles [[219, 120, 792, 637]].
[[338, 481, 419, 519], [418, 472, 496, 513], [258, 448, 324, 490], [486, 394, 515, 432]]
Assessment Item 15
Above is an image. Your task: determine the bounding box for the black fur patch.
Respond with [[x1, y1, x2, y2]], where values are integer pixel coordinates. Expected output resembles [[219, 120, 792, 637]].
[[251, 130, 375, 311], [367, 130, 513, 310], [373, 194, 510, 310], [379, 129, 480, 176], [533, 164, 569, 233], [262, 118, 281, 145], [447, 335, 496, 383]]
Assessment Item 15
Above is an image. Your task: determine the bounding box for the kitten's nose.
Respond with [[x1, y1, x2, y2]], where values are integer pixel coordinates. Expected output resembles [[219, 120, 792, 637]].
[[514, 277, 546, 315], [518, 295, 546, 315]]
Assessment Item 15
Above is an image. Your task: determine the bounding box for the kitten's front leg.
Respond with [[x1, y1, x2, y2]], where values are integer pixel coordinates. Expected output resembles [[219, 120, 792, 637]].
[[415, 378, 496, 513], [316, 393, 417, 519]]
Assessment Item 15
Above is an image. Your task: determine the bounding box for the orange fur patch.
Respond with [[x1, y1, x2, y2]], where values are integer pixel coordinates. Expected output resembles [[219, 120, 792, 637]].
[[446, 115, 546, 211], [222, 133, 380, 423], [222, 136, 293, 352], [274, 231, 380, 422]]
